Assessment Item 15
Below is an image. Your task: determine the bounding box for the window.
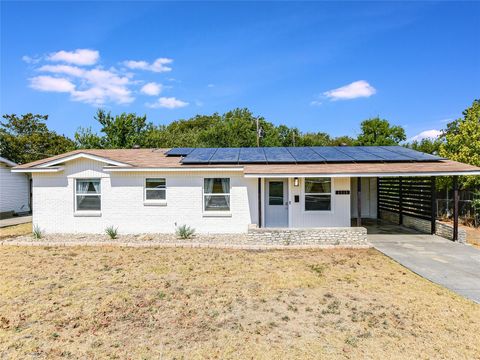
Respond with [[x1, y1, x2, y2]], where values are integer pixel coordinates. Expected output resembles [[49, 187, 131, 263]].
[[304, 177, 331, 211], [76, 179, 101, 211], [145, 178, 166, 201], [269, 181, 284, 205], [204, 178, 230, 211]]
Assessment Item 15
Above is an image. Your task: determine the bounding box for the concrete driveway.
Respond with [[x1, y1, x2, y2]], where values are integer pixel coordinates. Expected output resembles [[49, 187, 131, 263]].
[[369, 231, 480, 303]]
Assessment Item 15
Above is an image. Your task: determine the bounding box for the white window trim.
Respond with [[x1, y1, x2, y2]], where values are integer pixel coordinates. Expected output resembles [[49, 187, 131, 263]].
[[74, 178, 102, 215], [302, 177, 333, 213], [144, 178, 167, 206], [202, 177, 231, 215]]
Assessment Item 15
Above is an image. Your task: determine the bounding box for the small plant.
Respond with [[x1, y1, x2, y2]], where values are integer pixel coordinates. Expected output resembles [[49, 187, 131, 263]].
[[32, 225, 42, 239], [105, 226, 118, 239], [176, 224, 195, 239], [472, 191, 480, 228]]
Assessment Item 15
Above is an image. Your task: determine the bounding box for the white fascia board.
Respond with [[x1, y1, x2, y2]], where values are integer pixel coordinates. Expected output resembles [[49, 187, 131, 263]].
[[38, 153, 131, 168], [244, 171, 480, 178], [0, 156, 18, 167], [103, 167, 244, 172], [11, 166, 64, 173]]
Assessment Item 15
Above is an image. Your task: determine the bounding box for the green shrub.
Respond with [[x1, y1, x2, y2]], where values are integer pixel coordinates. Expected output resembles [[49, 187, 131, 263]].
[[105, 226, 118, 239], [32, 225, 43, 239], [176, 224, 195, 239]]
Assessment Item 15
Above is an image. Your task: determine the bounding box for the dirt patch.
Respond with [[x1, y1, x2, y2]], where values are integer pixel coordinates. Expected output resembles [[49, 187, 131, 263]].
[[0, 246, 479, 359], [0, 223, 32, 239]]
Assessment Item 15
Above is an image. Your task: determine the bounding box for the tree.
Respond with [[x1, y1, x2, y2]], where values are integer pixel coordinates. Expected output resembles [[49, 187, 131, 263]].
[[439, 99, 480, 188], [75, 109, 152, 149], [356, 117, 406, 146], [408, 138, 443, 155], [0, 113, 75, 164]]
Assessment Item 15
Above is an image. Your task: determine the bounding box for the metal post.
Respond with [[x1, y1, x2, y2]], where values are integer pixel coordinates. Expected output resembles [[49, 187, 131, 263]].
[[357, 177, 362, 227], [258, 178, 262, 228], [453, 176, 459, 241], [399, 177, 403, 225], [431, 176, 436, 235]]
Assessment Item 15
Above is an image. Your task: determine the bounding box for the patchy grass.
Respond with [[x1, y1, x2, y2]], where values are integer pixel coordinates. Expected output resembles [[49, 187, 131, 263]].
[[0, 246, 479, 359], [0, 223, 32, 239]]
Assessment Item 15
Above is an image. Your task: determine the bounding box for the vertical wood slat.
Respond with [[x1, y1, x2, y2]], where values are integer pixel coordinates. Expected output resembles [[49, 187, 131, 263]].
[[357, 177, 362, 227], [399, 177, 403, 225], [453, 176, 459, 241], [431, 176, 436, 234], [258, 178, 262, 228]]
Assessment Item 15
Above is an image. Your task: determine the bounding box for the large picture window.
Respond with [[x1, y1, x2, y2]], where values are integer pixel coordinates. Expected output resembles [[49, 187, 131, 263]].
[[145, 178, 166, 201], [76, 179, 101, 211], [304, 177, 331, 211], [204, 178, 230, 211]]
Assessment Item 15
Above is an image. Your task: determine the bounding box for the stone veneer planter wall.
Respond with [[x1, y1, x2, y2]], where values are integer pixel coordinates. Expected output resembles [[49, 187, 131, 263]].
[[379, 209, 466, 243], [247, 227, 368, 246]]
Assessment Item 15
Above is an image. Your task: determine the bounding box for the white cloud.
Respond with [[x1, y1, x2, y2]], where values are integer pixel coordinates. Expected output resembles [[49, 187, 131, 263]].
[[34, 64, 133, 105], [147, 97, 189, 109], [207, 83, 215, 88], [38, 64, 85, 77], [22, 55, 40, 64], [123, 58, 173, 72], [47, 49, 99, 65], [310, 100, 322, 106], [323, 80, 376, 101], [29, 76, 76, 93], [409, 129, 442, 142], [140, 82, 162, 96]]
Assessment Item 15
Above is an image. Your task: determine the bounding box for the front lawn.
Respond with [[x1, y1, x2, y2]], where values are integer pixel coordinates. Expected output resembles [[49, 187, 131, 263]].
[[0, 246, 479, 359]]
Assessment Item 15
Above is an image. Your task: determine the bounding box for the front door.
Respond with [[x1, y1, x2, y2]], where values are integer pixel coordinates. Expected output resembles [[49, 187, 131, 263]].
[[265, 179, 288, 227]]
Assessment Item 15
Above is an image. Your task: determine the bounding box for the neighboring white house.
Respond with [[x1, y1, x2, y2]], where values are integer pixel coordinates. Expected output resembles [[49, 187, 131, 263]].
[[0, 156, 30, 217], [11, 147, 480, 234]]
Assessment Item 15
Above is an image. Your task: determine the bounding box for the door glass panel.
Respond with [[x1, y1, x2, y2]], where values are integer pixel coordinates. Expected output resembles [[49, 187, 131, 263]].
[[269, 181, 284, 205]]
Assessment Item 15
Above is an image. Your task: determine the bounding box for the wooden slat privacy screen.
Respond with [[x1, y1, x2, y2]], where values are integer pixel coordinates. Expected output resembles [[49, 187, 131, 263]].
[[377, 177, 434, 222]]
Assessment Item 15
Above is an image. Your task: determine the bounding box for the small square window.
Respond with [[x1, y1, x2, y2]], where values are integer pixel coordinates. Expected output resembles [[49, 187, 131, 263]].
[[145, 178, 166, 201]]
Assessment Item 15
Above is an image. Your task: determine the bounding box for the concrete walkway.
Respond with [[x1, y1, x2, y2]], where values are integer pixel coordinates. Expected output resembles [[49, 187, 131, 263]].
[[0, 215, 32, 228], [369, 231, 480, 304]]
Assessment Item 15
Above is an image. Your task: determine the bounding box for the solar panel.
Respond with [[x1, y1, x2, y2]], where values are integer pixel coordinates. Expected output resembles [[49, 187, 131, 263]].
[[264, 147, 296, 163], [335, 146, 384, 161], [209, 148, 240, 163], [383, 146, 443, 161], [360, 146, 414, 161], [181, 148, 217, 163], [165, 148, 195, 156], [239, 147, 266, 163], [310, 147, 354, 162], [287, 147, 325, 162]]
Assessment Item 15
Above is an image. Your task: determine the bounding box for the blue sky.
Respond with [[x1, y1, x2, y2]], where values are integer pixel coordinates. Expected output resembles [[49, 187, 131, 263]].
[[1, 1, 479, 141]]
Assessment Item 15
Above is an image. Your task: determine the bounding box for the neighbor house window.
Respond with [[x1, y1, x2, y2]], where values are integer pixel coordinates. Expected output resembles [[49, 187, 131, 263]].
[[75, 179, 101, 211], [145, 178, 166, 201], [204, 178, 230, 211], [304, 177, 331, 211]]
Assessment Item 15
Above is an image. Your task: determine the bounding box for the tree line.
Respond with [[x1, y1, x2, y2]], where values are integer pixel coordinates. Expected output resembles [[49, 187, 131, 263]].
[[1, 100, 479, 188]]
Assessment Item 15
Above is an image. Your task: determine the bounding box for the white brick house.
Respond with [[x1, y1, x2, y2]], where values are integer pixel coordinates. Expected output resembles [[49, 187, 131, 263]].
[[12, 147, 480, 235]]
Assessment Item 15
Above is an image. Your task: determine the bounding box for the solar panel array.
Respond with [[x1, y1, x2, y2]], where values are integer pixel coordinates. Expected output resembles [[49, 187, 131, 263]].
[[166, 146, 444, 164]]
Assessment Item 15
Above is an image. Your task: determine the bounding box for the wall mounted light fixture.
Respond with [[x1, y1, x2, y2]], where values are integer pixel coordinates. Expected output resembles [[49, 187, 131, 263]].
[[294, 177, 299, 187]]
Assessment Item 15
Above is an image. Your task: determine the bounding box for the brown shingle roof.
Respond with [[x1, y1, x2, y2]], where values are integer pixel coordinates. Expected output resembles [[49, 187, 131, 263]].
[[14, 148, 480, 175]]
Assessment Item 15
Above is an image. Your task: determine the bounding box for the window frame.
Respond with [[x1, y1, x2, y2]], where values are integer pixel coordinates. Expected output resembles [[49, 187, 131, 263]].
[[303, 177, 333, 212], [203, 177, 231, 213], [144, 177, 167, 205], [74, 178, 102, 213]]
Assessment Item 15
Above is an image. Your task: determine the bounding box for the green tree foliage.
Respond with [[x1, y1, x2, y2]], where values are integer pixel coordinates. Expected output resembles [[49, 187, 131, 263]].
[[356, 117, 406, 146], [408, 138, 443, 155], [0, 113, 75, 164], [75, 109, 152, 149], [439, 99, 480, 188]]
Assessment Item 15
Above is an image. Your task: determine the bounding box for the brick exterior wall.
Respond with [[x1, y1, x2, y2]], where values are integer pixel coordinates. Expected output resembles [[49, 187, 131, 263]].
[[247, 227, 368, 246], [379, 209, 466, 243]]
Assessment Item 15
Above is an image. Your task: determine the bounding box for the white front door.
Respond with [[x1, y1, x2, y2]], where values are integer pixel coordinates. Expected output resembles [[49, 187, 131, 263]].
[[265, 179, 288, 227]]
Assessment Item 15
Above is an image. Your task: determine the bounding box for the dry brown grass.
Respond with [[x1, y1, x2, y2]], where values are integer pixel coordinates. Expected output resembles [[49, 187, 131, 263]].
[[0, 223, 32, 239], [0, 246, 479, 359]]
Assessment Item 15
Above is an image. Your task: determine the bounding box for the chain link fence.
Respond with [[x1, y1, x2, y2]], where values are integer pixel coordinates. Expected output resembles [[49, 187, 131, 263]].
[[436, 199, 479, 227]]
